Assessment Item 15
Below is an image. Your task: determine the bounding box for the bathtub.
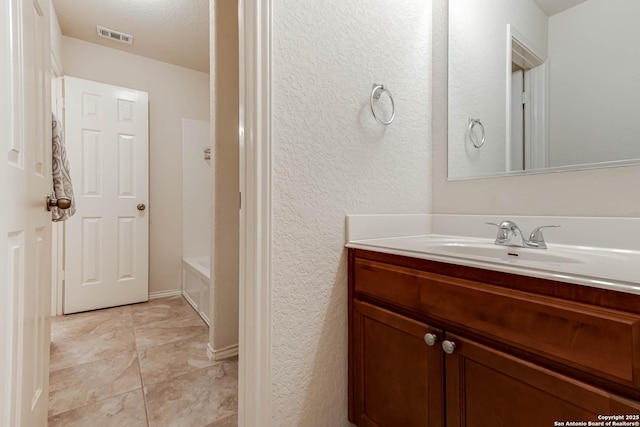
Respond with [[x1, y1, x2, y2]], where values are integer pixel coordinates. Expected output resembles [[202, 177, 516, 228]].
[[182, 256, 211, 326]]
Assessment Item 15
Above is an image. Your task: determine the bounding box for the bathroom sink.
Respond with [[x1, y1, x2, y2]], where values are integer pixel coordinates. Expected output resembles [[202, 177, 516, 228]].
[[346, 234, 586, 265], [426, 242, 583, 264], [346, 233, 640, 294]]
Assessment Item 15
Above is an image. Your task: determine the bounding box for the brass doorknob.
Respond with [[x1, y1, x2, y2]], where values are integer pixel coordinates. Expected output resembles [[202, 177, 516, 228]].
[[46, 195, 72, 211], [137, 203, 146, 211]]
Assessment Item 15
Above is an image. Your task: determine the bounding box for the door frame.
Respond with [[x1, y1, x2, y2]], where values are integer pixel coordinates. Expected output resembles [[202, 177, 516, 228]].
[[505, 24, 546, 173], [509, 69, 524, 171], [1, 0, 13, 422], [238, 0, 273, 424], [50, 54, 64, 316]]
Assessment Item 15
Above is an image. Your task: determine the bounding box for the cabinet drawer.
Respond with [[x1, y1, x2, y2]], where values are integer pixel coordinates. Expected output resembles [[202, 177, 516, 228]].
[[354, 258, 426, 312], [354, 258, 640, 386]]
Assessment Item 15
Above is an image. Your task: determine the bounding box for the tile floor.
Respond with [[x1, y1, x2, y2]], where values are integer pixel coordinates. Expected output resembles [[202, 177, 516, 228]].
[[48, 296, 238, 427]]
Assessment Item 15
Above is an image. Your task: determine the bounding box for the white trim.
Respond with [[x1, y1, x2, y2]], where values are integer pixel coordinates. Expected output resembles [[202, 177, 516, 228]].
[[51, 222, 64, 316], [1, 0, 12, 423], [505, 24, 513, 172], [50, 53, 62, 79], [148, 289, 182, 300], [201, 311, 211, 326], [238, 0, 272, 425], [207, 342, 239, 361], [506, 24, 546, 173], [543, 60, 551, 167], [51, 63, 64, 316], [181, 287, 199, 309]]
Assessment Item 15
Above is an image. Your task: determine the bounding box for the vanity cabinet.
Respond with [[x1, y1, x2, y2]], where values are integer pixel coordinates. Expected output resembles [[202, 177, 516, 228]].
[[348, 248, 640, 427], [352, 300, 444, 426]]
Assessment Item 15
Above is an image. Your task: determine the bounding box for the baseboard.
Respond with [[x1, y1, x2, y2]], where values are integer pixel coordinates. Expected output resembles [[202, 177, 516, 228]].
[[181, 290, 198, 309], [206, 343, 214, 360], [148, 289, 182, 300], [200, 312, 211, 327], [207, 342, 239, 361]]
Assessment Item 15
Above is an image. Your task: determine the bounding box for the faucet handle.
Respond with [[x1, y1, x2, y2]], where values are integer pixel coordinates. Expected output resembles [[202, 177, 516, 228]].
[[486, 220, 520, 230], [528, 225, 560, 248], [485, 222, 509, 244]]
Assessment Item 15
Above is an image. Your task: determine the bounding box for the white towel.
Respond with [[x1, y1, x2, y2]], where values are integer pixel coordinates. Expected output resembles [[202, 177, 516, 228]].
[[51, 113, 76, 221]]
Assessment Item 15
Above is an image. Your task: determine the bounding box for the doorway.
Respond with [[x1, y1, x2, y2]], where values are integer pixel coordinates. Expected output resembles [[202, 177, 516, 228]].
[[507, 24, 549, 172], [48, 0, 241, 423], [0, 0, 250, 425]]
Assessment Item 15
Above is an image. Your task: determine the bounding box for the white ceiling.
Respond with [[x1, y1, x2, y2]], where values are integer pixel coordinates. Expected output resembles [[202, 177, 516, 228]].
[[52, 0, 209, 73], [533, 0, 588, 16]]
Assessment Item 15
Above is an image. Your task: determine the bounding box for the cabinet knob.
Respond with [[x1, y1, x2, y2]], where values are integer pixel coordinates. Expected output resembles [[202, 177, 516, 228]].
[[442, 340, 456, 354], [424, 333, 437, 346]]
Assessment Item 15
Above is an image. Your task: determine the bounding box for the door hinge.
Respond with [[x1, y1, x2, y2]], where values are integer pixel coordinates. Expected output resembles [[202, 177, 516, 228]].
[[521, 92, 529, 105], [239, 192, 242, 209], [58, 269, 65, 281], [57, 97, 65, 110]]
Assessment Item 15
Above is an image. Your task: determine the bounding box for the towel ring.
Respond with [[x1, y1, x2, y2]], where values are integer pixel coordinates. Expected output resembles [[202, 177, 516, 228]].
[[370, 84, 396, 126], [468, 118, 485, 148]]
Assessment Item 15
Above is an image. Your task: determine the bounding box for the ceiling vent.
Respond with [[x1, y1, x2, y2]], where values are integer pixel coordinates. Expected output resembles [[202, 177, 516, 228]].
[[96, 26, 133, 46]]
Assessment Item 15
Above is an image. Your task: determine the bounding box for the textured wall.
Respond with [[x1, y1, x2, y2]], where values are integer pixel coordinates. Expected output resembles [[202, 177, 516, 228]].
[[62, 36, 210, 294], [448, 0, 547, 179], [432, 0, 640, 217], [210, 0, 239, 353], [271, 0, 432, 424]]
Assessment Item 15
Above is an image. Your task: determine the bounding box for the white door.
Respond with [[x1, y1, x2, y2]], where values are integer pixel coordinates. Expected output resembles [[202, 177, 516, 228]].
[[63, 76, 149, 314], [509, 70, 524, 171], [1, 0, 52, 425]]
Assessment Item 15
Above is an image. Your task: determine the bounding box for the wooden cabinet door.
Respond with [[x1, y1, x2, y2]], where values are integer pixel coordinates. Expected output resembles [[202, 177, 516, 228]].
[[445, 333, 640, 427], [352, 301, 444, 427]]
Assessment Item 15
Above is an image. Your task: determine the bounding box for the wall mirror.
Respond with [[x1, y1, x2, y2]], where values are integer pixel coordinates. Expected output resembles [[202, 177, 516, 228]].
[[448, 0, 640, 180]]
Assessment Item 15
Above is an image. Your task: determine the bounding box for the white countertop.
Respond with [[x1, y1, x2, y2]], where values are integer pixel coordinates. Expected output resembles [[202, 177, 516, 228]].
[[347, 233, 640, 296]]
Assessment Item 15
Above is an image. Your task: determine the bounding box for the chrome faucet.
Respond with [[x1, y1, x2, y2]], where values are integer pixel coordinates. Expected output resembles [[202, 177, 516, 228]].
[[485, 221, 559, 249]]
